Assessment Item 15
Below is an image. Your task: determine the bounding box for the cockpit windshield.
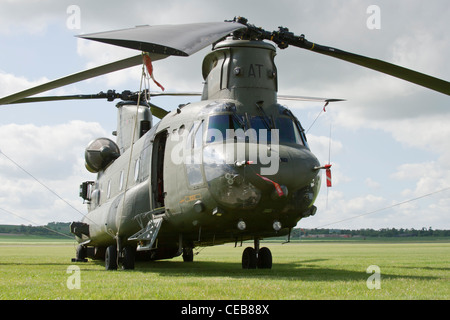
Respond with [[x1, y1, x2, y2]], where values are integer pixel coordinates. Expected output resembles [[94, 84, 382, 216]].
[[206, 113, 307, 146]]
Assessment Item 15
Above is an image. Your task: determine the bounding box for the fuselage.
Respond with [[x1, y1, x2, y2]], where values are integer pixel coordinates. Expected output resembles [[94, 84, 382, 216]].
[[74, 38, 322, 258]]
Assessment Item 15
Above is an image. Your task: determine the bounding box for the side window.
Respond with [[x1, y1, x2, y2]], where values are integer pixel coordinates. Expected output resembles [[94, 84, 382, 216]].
[[119, 171, 124, 191], [186, 120, 204, 186], [134, 158, 140, 182], [194, 121, 204, 149], [107, 180, 111, 199]]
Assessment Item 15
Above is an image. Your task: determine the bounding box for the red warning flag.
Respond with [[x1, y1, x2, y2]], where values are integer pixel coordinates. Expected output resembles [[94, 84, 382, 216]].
[[324, 164, 332, 187], [143, 53, 165, 91]]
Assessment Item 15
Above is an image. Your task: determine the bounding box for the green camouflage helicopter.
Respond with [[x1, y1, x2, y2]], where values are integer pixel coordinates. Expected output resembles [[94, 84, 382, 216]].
[[1, 17, 448, 270]]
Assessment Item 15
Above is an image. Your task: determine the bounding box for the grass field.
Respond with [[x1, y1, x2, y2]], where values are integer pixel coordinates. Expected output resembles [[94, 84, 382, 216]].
[[0, 238, 448, 300]]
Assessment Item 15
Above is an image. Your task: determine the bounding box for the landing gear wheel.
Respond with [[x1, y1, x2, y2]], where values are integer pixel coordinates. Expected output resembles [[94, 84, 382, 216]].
[[182, 247, 194, 262], [73, 244, 88, 262], [122, 245, 136, 270], [105, 245, 118, 271], [242, 247, 257, 269], [257, 247, 272, 269]]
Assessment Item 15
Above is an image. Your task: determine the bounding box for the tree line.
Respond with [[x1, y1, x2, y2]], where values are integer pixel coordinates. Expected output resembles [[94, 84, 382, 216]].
[[1, 222, 450, 239], [293, 227, 450, 238], [0, 222, 72, 238]]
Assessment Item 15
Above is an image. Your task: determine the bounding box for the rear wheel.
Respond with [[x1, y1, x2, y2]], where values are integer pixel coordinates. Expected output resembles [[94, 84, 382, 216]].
[[105, 245, 118, 271], [122, 245, 136, 270], [75, 245, 87, 262], [182, 247, 194, 262]]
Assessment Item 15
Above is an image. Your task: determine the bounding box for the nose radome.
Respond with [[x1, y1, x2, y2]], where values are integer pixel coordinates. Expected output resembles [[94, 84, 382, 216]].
[[247, 145, 320, 193], [289, 147, 321, 190]]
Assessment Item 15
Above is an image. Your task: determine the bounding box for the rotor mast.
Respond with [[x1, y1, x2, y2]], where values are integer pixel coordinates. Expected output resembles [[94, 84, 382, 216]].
[[201, 37, 278, 109]]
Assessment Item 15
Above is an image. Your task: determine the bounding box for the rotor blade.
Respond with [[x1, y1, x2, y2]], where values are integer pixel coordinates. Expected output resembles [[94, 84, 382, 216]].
[[148, 92, 346, 103], [8, 94, 109, 104], [271, 32, 450, 95], [11, 92, 170, 120], [78, 21, 246, 56], [8, 91, 203, 105], [10, 92, 345, 105], [148, 91, 202, 97], [149, 102, 169, 119], [238, 18, 450, 95], [278, 95, 345, 103], [0, 53, 166, 105], [303, 41, 450, 95]]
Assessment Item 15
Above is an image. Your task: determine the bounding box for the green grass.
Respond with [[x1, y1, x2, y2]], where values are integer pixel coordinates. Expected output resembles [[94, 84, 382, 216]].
[[0, 240, 448, 300], [0, 234, 73, 244]]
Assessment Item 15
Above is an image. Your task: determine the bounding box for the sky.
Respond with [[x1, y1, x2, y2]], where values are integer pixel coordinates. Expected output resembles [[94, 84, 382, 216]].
[[0, 0, 449, 230]]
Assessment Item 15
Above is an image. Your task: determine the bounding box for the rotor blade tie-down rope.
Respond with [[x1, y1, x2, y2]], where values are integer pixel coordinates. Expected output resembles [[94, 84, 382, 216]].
[[118, 61, 148, 247], [256, 173, 285, 197]]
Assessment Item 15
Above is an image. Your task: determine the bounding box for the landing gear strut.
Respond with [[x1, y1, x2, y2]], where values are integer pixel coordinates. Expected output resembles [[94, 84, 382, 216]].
[[241, 238, 272, 269]]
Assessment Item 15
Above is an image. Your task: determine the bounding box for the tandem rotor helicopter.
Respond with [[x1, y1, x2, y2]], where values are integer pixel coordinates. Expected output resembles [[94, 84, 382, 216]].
[[1, 17, 449, 270]]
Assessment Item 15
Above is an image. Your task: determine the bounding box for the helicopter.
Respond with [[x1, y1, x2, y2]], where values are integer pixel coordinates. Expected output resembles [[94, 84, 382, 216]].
[[0, 17, 448, 270]]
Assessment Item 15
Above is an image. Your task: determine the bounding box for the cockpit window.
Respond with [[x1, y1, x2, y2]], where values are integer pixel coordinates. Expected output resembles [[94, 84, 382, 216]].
[[206, 113, 307, 147], [206, 114, 243, 143], [276, 117, 304, 145], [249, 116, 270, 131], [248, 116, 272, 143], [186, 120, 204, 186]]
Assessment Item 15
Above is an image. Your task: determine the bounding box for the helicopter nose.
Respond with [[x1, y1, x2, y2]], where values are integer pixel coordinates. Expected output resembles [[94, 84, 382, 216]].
[[203, 143, 320, 209], [248, 144, 320, 195]]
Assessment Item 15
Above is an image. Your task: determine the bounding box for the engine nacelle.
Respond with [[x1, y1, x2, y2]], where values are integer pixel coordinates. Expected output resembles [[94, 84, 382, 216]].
[[85, 137, 120, 173]]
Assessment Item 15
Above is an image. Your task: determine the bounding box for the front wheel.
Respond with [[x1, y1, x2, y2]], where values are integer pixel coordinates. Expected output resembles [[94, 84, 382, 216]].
[[242, 247, 257, 269], [257, 247, 272, 269]]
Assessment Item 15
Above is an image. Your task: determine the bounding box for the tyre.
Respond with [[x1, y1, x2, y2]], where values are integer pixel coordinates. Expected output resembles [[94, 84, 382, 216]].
[[75, 245, 87, 261], [105, 245, 118, 271], [182, 247, 194, 262], [242, 247, 257, 269], [257, 247, 272, 269], [122, 245, 136, 270]]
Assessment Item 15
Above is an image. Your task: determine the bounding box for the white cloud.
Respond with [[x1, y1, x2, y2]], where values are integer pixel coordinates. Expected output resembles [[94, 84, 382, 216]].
[[0, 1, 64, 35], [0, 71, 49, 97], [365, 178, 380, 189], [0, 121, 107, 224]]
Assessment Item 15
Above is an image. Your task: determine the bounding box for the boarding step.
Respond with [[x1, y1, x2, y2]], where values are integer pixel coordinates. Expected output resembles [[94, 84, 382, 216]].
[[133, 207, 165, 228], [128, 216, 163, 251]]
